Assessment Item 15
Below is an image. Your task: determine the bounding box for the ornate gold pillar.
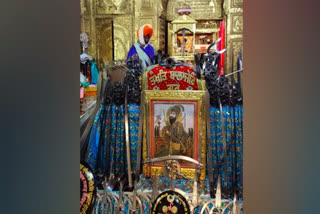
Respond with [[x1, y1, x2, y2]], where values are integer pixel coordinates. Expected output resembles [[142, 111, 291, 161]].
[[80, 0, 92, 46], [89, 0, 97, 57], [80, 0, 86, 33], [223, 0, 243, 74]]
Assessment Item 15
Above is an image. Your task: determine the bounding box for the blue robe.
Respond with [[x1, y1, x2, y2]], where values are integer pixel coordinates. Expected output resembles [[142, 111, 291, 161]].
[[126, 43, 155, 68]]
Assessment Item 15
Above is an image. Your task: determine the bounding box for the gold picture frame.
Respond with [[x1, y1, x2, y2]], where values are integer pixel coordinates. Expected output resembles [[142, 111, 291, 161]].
[[142, 90, 207, 181]]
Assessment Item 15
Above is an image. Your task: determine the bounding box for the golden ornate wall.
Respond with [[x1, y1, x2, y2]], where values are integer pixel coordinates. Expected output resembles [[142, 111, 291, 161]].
[[95, 18, 113, 70], [224, 0, 243, 74], [80, 0, 135, 71], [80, 0, 243, 74], [167, 0, 223, 21], [80, 0, 167, 66]]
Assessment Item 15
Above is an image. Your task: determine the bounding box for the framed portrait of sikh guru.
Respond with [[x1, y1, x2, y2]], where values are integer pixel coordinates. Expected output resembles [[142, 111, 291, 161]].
[[142, 90, 207, 181]]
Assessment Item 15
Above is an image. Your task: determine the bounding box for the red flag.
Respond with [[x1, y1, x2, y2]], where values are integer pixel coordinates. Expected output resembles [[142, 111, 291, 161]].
[[218, 21, 225, 75]]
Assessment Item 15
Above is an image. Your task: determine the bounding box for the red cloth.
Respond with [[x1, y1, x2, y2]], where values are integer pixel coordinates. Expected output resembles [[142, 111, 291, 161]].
[[145, 64, 198, 90]]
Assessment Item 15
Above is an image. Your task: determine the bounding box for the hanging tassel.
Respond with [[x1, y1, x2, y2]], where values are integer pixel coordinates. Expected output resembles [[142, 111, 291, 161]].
[[215, 175, 222, 208]]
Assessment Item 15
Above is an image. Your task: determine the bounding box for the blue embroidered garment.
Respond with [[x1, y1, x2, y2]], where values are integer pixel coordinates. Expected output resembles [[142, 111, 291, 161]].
[[86, 105, 104, 169], [86, 102, 141, 177], [209, 104, 243, 194], [108, 104, 126, 175], [128, 104, 140, 170]]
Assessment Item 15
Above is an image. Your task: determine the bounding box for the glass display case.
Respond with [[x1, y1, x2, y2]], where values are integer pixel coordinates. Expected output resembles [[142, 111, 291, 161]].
[[170, 4, 197, 63]]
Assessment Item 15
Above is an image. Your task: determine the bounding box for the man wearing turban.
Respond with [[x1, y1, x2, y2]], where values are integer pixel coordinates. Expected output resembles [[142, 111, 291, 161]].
[[126, 24, 155, 71]]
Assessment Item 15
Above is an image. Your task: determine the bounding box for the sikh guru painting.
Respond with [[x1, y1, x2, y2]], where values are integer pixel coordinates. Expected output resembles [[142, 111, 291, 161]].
[[150, 101, 198, 163]]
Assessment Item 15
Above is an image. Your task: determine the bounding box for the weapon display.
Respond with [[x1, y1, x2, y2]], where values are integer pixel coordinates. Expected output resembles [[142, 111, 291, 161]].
[[82, 38, 243, 213]]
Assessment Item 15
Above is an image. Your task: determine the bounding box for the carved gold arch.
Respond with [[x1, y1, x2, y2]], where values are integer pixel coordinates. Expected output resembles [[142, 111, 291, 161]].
[[113, 23, 132, 60], [95, 18, 113, 71]]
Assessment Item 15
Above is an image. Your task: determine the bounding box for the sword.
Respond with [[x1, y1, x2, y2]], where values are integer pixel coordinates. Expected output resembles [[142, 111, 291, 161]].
[[192, 170, 199, 207], [102, 177, 108, 213], [131, 179, 138, 214], [135, 91, 145, 178], [225, 69, 243, 77], [105, 101, 113, 178], [230, 55, 240, 197], [152, 173, 160, 201], [205, 89, 215, 197], [198, 94, 204, 168], [218, 97, 228, 189], [236, 50, 243, 102], [215, 174, 222, 208], [118, 179, 125, 213], [170, 168, 175, 190], [124, 85, 133, 188], [145, 155, 200, 166]]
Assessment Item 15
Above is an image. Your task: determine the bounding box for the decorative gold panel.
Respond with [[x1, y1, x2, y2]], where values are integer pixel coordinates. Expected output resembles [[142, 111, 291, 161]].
[[174, 24, 194, 32], [226, 38, 243, 74], [149, 166, 197, 180], [196, 20, 219, 32], [141, 0, 153, 9], [96, 0, 133, 15], [168, 22, 173, 56], [224, 0, 243, 15], [81, 0, 91, 17], [142, 90, 207, 181], [95, 18, 113, 71], [224, 0, 243, 74], [80, 18, 87, 34], [232, 0, 243, 8], [167, 0, 223, 21], [139, 17, 155, 29], [230, 13, 243, 34], [114, 15, 133, 60], [160, 0, 168, 18], [159, 18, 166, 51]]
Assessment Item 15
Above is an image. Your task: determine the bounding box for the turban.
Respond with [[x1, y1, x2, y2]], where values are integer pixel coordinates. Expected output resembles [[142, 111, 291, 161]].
[[137, 24, 153, 46]]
